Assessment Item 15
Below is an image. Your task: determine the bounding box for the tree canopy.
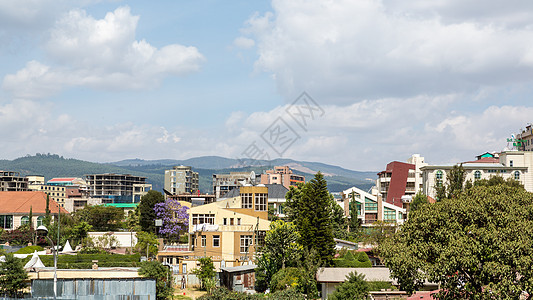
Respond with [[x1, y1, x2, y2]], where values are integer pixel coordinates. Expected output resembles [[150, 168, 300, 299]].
[[328, 271, 369, 300], [381, 184, 533, 298], [73, 205, 124, 231], [139, 190, 165, 233], [0, 253, 28, 297]]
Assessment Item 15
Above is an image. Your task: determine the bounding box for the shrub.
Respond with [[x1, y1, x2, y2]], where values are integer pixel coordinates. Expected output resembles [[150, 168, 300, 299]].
[[14, 245, 44, 254], [270, 267, 303, 292], [367, 281, 394, 291]]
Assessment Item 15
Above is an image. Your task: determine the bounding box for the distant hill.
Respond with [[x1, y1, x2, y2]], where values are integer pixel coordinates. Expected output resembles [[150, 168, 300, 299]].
[[0, 154, 377, 193]]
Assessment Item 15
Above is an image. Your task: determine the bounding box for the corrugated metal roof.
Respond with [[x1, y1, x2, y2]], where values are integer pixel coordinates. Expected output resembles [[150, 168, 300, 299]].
[[316, 267, 395, 283], [220, 264, 257, 273]]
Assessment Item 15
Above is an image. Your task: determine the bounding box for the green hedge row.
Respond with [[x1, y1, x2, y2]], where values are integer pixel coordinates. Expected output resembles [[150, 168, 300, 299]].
[[22, 253, 141, 269]]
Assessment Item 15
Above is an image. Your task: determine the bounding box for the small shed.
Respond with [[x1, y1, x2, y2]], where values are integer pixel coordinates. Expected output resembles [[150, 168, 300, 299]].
[[220, 264, 257, 293]]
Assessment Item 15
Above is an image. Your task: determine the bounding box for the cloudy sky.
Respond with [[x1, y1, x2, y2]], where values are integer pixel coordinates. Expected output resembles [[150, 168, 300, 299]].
[[1, 0, 532, 171]]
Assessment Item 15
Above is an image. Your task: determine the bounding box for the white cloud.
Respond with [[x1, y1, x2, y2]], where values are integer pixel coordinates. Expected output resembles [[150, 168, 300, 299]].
[[233, 37, 255, 49], [241, 0, 533, 103], [2, 6, 205, 99]]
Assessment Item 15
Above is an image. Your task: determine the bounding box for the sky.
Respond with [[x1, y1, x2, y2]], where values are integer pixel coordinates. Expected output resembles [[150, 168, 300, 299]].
[[1, 0, 533, 171]]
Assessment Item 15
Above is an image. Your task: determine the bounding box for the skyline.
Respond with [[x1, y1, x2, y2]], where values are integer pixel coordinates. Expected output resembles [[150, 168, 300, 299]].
[[1, 0, 533, 171]]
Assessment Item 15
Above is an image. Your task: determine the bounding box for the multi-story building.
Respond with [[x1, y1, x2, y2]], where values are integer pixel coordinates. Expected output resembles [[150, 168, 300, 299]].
[[376, 154, 427, 209], [259, 166, 305, 189], [26, 175, 45, 191], [0, 171, 28, 191], [221, 184, 289, 218], [341, 186, 405, 226], [37, 177, 88, 208], [516, 124, 533, 151], [157, 186, 270, 274], [164, 166, 199, 195], [85, 173, 152, 203], [0, 191, 67, 230], [212, 171, 256, 198], [421, 151, 533, 198]]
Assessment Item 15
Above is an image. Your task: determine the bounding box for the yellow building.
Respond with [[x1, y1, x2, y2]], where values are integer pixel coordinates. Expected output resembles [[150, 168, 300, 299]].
[[157, 186, 270, 274]]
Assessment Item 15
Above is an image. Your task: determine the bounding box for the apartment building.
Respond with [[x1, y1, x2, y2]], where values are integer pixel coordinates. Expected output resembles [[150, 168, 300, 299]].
[[157, 186, 270, 274], [516, 124, 533, 151], [221, 184, 289, 218], [341, 186, 405, 226], [0, 171, 28, 191], [376, 154, 427, 209], [85, 173, 152, 203], [164, 166, 199, 195], [0, 191, 67, 230], [212, 171, 256, 198], [259, 166, 305, 189], [421, 151, 533, 199], [26, 175, 45, 190]]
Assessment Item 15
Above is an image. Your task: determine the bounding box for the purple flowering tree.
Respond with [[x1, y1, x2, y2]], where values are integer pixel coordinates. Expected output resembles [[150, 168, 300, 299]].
[[154, 199, 189, 242]]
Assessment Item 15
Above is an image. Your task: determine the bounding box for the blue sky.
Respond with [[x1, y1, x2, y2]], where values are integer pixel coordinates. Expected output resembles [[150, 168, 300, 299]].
[[1, 0, 533, 171]]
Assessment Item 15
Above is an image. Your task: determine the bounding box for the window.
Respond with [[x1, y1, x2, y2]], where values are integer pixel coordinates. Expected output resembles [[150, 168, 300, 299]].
[[255, 193, 267, 211], [242, 193, 253, 209], [240, 235, 253, 253], [0, 215, 13, 229], [201, 235, 206, 247], [230, 218, 234, 225], [36, 216, 44, 227], [436, 170, 444, 187], [21, 216, 30, 226], [213, 235, 220, 247], [192, 214, 215, 225], [515, 171, 521, 180], [474, 171, 481, 180], [510, 160, 514, 167], [256, 231, 266, 249], [182, 264, 187, 274], [237, 218, 241, 225], [364, 197, 377, 211], [223, 218, 227, 225], [384, 207, 396, 222]]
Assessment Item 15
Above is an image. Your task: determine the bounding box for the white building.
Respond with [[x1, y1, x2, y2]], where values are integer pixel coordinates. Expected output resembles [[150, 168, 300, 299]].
[[341, 186, 405, 226]]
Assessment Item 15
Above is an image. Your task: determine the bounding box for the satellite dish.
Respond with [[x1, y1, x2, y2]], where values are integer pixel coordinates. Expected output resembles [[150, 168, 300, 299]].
[[250, 171, 256, 185]]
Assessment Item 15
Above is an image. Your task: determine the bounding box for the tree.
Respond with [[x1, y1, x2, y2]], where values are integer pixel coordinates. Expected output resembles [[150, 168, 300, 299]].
[[474, 175, 524, 189], [139, 190, 165, 233], [0, 253, 29, 297], [134, 231, 159, 257], [381, 184, 533, 298], [328, 271, 369, 300], [284, 184, 304, 222], [193, 257, 216, 291], [329, 195, 349, 240], [409, 192, 428, 213], [138, 260, 172, 300], [69, 221, 92, 246], [154, 198, 189, 242], [290, 172, 335, 266], [264, 220, 300, 269], [348, 192, 361, 237], [446, 164, 466, 199], [73, 205, 124, 231]]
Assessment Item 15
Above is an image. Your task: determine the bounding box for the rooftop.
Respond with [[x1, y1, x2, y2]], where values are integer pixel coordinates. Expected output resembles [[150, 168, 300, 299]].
[[0, 191, 68, 214]]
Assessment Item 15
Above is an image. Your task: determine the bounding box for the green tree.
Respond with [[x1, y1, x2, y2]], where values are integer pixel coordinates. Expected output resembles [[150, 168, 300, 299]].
[[134, 231, 159, 257], [138, 190, 165, 233], [270, 267, 303, 292], [255, 252, 278, 293], [264, 220, 300, 269], [446, 164, 466, 199], [328, 271, 369, 300], [138, 260, 172, 300], [348, 192, 361, 237], [0, 253, 29, 297], [73, 205, 124, 231], [330, 195, 349, 240], [381, 184, 533, 298], [474, 175, 524, 189], [193, 257, 216, 291], [284, 184, 304, 222], [69, 221, 92, 246], [291, 172, 335, 266], [409, 192, 428, 213]]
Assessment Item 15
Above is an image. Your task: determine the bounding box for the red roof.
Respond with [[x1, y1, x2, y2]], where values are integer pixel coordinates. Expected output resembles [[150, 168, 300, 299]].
[[0, 191, 68, 214], [463, 157, 499, 164], [48, 178, 77, 182]]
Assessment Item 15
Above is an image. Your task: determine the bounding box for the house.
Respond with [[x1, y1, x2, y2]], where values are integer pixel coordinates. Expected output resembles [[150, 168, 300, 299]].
[[341, 186, 405, 226], [220, 264, 257, 293], [0, 191, 68, 230]]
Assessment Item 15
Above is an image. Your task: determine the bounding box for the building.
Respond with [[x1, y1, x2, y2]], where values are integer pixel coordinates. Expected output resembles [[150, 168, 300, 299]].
[[221, 184, 289, 218], [157, 186, 270, 274], [376, 154, 427, 209], [36, 177, 88, 209], [26, 175, 45, 191], [212, 171, 256, 198], [259, 166, 305, 189], [0, 171, 28, 191], [164, 166, 199, 195], [516, 124, 533, 151], [220, 264, 258, 293], [341, 186, 405, 226], [166, 193, 216, 207], [85, 173, 152, 203], [0, 191, 67, 230], [421, 151, 533, 198]]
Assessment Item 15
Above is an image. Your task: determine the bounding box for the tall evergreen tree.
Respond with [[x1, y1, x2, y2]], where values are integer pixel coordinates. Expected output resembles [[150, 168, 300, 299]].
[[0, 253, 28, 297], [295, 172, 335, 266], [138, 190, 165, 233]]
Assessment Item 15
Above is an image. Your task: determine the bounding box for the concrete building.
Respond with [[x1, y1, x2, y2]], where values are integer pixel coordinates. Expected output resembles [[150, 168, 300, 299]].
[[26, 175, 45, 191], [0, 191, 67, 230], [376, 154, 427, 209], [33, 177, 89, 209], [259, 166, 305, 189], [212, 171, 256, 198], [341, 186, 405, 226], [164, 166, 199, 195], [85, 173, 152, 203], [221, 184, 289, 218], [421, 151, 533, 198], [0, 171, 28, 191], [516, 124, 533, 151]]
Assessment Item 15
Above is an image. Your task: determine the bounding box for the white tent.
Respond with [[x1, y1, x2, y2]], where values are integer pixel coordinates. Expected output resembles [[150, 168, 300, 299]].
[[62, 240, 73, 253], [24, 251, 45, 269]]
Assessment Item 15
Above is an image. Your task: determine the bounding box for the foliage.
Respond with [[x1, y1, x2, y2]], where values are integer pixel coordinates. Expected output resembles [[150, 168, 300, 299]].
[[381, 184, 533, 298], [197, 287, 263, 300], [0, 226, 33, 245], [94, 232, 119, 251], [154, 198, 189, 242], [409, 192, 428, 213], [255, 252, 278, 293], [139, 190, 165, 233], [333, 251, 371, 268], [0, 253, 29, 297], [73, 205, 124, 231], [284, 184, 303, 222], [138, 260, 173, 300], [295, 248, 320, 298], [22, 253, 140, 268], [367, 281, 394, 291], [68, 221, 93, 246], [446, 164, 466, 199], [288, 172, 335, 266], [362, 220, 396, 255], [134, 231, 159, 257], [473, 175, 524, 189], [348, 191, 362, 238], [126, 206, 142, 232], [268, 288, 306, 299], [329, 194, 349, 240], [264, 220, 300, 269], [270, 267, 303, 292], [193, 257, 216, 291], [328, 271, 369, 300], [14, 245, 43, 254]]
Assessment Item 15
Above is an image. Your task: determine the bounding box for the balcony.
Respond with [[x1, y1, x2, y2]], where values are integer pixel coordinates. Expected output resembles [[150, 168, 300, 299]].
[[218, 225, 255, 232]]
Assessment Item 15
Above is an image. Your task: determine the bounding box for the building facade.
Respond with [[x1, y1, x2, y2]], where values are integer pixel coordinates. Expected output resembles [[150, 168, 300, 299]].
[[516, 124, 533, 151], [164, 166, 199, 195], [212, 172, 256, 198], [341, 186, 405, 226], [0, 191, 67, 230], [0, 171, 28, 191], [259, 166, 305, 189], [85, 173, 152, 203]]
